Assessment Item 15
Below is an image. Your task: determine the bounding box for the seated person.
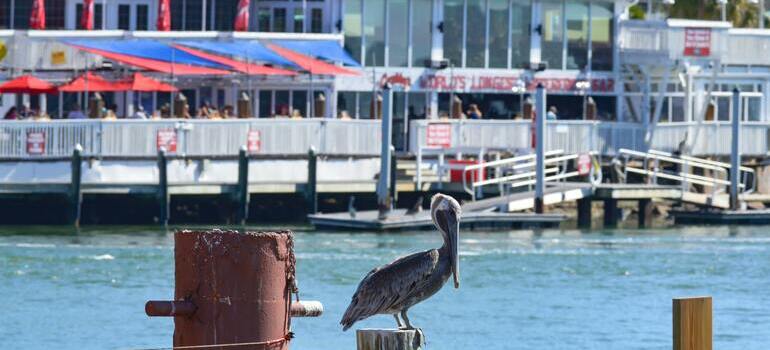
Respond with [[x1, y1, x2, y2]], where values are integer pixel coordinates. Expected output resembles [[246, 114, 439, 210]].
[[4, 107, 18, 120], [67, 104, 86, 119]]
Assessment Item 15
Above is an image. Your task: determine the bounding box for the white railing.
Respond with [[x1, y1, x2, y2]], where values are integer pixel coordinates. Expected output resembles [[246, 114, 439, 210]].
[[409, 120, 770, 157], [0, 119, 381, 159]]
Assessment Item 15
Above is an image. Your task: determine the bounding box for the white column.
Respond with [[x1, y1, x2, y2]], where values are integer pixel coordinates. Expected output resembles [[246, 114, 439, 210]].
[[730, 88, 741, 210]]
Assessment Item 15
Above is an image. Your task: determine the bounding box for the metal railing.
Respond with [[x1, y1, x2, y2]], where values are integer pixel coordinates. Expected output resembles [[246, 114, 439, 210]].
[[0, 119, 381, 159], [619, 148, 756, 197]]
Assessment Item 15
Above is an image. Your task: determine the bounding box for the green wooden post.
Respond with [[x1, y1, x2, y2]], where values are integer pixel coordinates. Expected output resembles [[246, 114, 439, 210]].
[[157, 148, 169, 226], [69, 144, 83, 227]]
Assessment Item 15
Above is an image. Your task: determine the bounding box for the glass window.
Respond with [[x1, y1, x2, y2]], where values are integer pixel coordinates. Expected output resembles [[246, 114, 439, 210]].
[[465, 0, 486, 67], [0, 1, 10, 29], [337, 91, 356, 119], [171, 0, 184, 30], [46, 0, 66, 29], [566, 1, 588, 70], [412, 0, 432, 67], [488, 0, 508, 68], [443, 0, 463, 68], [364, 0, 385, 66], [292, 91, 308, 118], [591, 2, 614, 71], [359, 92, 373, 119], [388, 0, 408, 67], [258, 8, 271, 32], [343, 0, 362, 63], [293, 8, 304, 32], [311, 8, 323, 33], [408, 92, 427, 119], [275, 90, 290, 116], [717, 96, 730, 121], [12, 1, 30, 29], [259, 90, 272, 117], [671, 96, 685, 122], [541, 1, 564, 70], [118, 5, 131, 30], [136, 5, 149, 30], [215, 0, 237, 31], [511, 0, 530, 68], [185, 0, 203, 31], [745, 96, 761, 121], [274, 8, 287, 32]]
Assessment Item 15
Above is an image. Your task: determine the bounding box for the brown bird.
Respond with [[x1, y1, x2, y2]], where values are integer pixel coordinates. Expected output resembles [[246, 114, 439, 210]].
[[340, 193, 461, 331]]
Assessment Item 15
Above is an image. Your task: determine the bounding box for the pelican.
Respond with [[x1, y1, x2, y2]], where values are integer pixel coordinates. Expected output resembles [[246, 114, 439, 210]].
[[340, 193, 461, 331]]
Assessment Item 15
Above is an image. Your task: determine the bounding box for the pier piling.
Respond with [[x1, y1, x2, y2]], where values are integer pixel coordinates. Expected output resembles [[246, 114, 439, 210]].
[[730, 88, 741, 210], [235, 146, 250, 225], [306, 147, 318, 215], [638, 199, 653, 228], [68, 144, 83, 227], [577, 197, 592, 229], [357, 329, 424, 350], [534, 84, 546, 214], [603, 198, 619, 228], [389, 145, 398, 207], [673, 296, 712, 350], [157, 148, 169, 226]]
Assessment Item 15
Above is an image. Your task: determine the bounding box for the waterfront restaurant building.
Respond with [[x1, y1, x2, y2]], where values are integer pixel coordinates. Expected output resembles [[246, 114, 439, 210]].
[[1, 1, 770, 153]]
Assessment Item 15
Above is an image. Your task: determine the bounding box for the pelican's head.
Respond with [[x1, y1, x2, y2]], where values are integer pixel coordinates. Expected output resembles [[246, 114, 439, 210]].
[[430, 193, 461, 288]]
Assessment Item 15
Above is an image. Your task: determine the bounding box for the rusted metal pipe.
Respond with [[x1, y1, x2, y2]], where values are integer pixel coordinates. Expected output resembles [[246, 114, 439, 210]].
[[291, 300, 324, 317], [145, 300, 197, 317]]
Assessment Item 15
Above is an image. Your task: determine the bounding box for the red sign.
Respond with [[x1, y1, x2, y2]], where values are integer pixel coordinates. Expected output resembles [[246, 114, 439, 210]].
[[26, 131, 46, 155], [156, 129, 177, 153], [426, 123, 452, 148], [577, 153, 592, 176], [684, 28, 711, 57], [247, 129, 261, 153]]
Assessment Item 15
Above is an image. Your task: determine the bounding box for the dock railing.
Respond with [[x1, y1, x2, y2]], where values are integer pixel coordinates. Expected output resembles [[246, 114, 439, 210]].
[[0, 119, 381, 159]]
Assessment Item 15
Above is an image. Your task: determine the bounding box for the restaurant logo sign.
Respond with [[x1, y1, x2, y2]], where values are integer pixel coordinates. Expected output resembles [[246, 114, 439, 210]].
[[247, 130, 261, 153], [156, 129, 178, 153], [684, 28, 711, 57], [379, 73, 412, 89], [26, 131, 45, 155], [426, 123, 452, 148]]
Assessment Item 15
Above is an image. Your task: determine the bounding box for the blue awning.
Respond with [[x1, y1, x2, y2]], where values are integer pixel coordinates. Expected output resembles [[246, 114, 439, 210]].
[[272, 40, 360, 67], [178, 41, 296, 67], [66, 40, 227, 69]]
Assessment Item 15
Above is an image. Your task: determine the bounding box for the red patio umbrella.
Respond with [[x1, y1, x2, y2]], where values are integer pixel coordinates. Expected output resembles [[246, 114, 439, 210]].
[[58, 72, 125, 92], [0, 75, 57, 94], [123, 73, 177, 92]]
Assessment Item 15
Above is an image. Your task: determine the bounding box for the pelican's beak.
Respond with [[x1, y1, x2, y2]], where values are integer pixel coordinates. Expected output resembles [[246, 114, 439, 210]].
[[449, 213, 460, 288]]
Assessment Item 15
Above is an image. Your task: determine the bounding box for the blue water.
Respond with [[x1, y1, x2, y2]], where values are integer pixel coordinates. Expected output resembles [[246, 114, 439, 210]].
[[1, 225, 769, 349]]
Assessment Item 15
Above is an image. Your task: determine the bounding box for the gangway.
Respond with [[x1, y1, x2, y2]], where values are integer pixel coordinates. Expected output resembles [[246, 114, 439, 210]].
[[618, 148, 756, 209]]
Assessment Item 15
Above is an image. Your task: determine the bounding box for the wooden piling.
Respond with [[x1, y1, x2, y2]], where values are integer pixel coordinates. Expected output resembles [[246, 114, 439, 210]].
[[577, 197, 592, 229], [638, 199, 653, 228], [673, 296, 712, 350], [69, 144, 83, 227], [389, 146, 398, 206], [306, 147, 318, 215], [157, 149, 169, 226], [603, 198, 619, 228], [235, 146, 250, 225], [356, 329, 424, 350]]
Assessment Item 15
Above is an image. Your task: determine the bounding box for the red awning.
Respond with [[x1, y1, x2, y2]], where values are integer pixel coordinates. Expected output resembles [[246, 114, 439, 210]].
[[123, 73, 178, 92], [173, 45, 296, 76], [0, 75, 57, 94], [59, 72, 126, 92], [72, 45, 232, 76], [265, 43, 360, 76]]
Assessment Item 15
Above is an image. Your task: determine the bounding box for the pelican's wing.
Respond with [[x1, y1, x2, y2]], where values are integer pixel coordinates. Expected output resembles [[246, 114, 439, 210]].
[[340, 249, 439, 330]]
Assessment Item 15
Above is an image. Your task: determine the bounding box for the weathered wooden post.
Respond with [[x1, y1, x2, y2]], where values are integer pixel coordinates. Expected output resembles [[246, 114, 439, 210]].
[[157, 148, 169, 226], [146, 230, 323, 349], [638, 198, 653, 228], [235, 146, 250, 225], [673, 296, 712, 350], [730, 88, 741, 210], [306, 147, 318, 215], [389, 145, 398, 206], [577, 197, 592, 229], [603, 198, 619, 228], [534, 83, 546, 214], [357, 329, 425, 350], [377, 85, 394, 219], [69, 144, 83, 227]]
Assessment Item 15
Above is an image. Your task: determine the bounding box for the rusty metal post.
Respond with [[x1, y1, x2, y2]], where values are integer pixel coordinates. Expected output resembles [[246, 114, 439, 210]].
[[69, 144, 83, 227], [157, 148, 169, 226], [147, 230, 323, 349]]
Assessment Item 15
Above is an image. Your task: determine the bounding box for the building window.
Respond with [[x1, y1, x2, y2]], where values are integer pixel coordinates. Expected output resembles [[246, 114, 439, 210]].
[[443, 0, 463, 68], [511, 0, 530, 69], [258, 8, 271, 32], [488, 0, 508, 68], [364, 0, 385, 66], [259, 90, 272, 117], [541, 1, 563, 70], [185, 0, 204, 31], [388, 0, 408, 67], [275, 90, 290, 116], [215, 0, 237, 31], [465, 0, 486, 67], [136, 5, 149, 30], [412, 0, 432, 67], [0, 0, 9, 29], [566, 0, 589, 70], [311, 8, 323, 33], [591, 2, 614, 71], [293, 8, 304, 32], [292, 91, 307, 117], [274, 8, 286, 32], [337, 91, 356, 118], [171, 0, 184, 30], [75, 3, 103, 30], [118, 5, 131, 30], [13, 1, 30, 29], [343, 0, 362, 63], [46, 0, 66, 29]]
